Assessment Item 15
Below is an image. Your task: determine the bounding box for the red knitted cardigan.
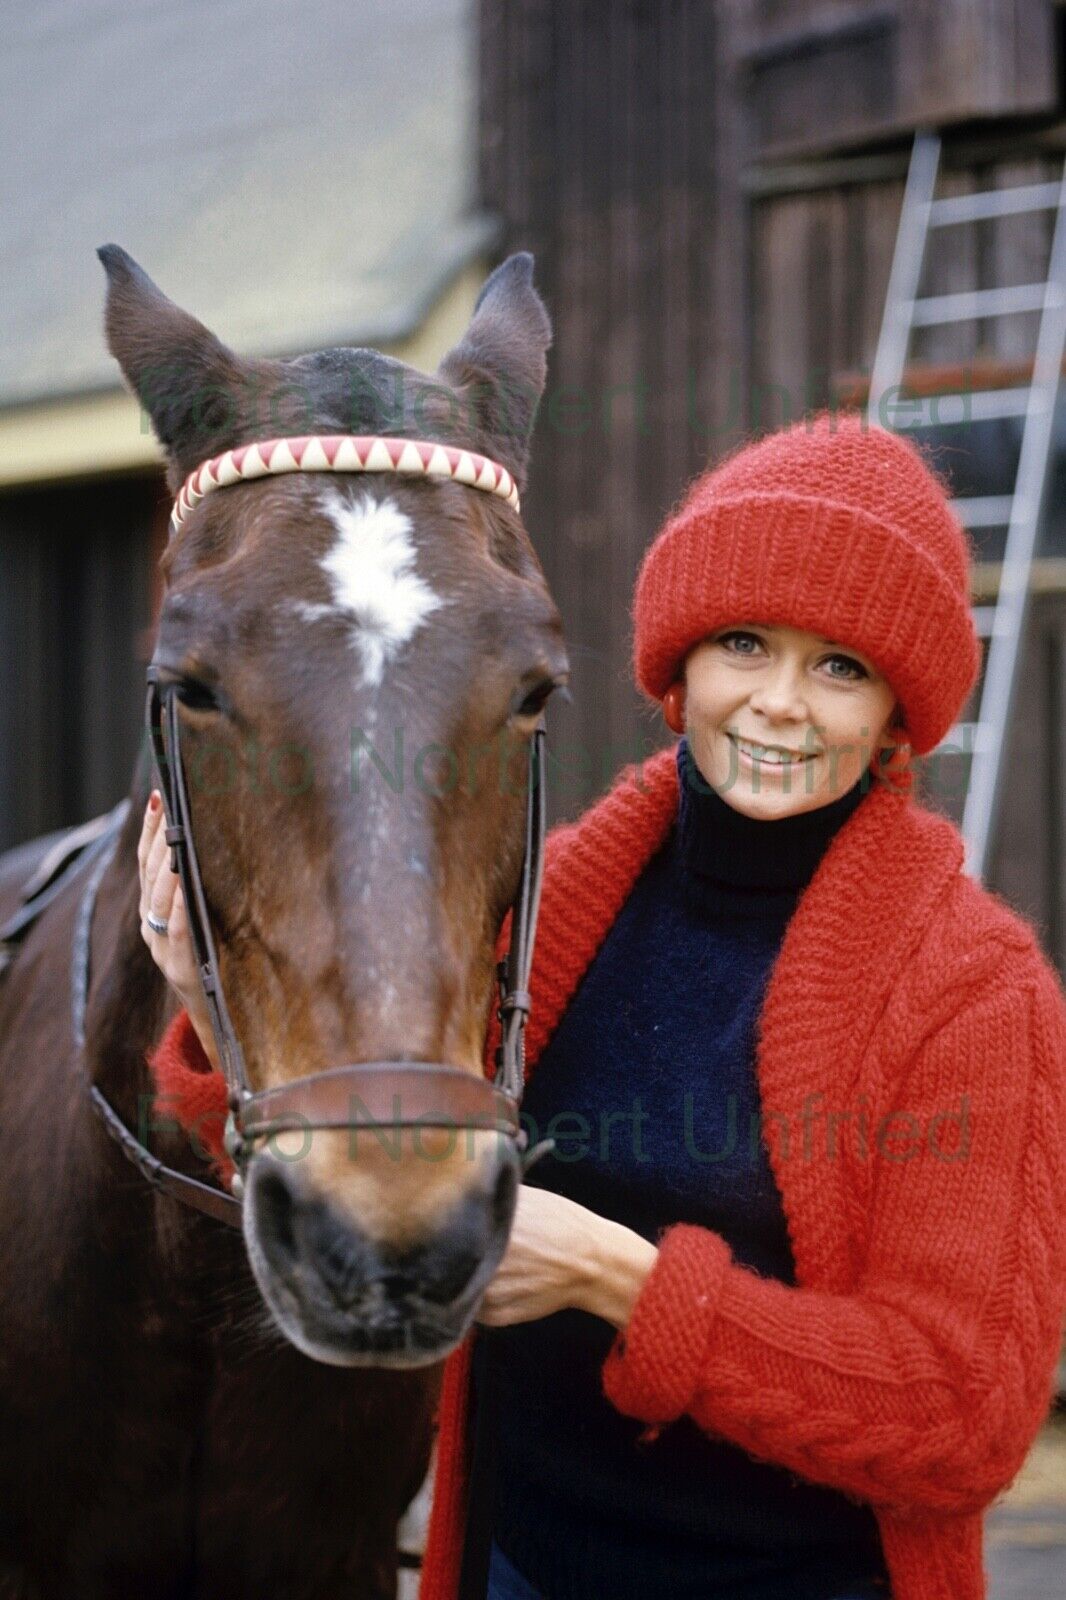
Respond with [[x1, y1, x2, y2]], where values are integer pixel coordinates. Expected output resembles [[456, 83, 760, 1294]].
[[148, 746, 1066, 1600], [416, 747, 1066, 1600]]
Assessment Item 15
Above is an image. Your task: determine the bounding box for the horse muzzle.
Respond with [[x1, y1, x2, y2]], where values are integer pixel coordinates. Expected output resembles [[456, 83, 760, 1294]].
[[242, 1137, 521, 1367]]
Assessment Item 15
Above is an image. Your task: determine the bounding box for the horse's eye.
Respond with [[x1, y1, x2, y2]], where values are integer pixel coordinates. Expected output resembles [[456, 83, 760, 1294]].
[[174, 677, 220, 713], [513, 679, 569, 720]]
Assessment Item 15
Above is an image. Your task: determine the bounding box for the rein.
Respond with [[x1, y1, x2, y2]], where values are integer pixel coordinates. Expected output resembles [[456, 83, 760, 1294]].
[[85, 434, 551, 1228]]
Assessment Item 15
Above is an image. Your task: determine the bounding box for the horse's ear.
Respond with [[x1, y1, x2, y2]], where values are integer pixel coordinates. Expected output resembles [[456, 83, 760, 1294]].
[[97, 244, 253, 488], [437, 253, 551, 493]]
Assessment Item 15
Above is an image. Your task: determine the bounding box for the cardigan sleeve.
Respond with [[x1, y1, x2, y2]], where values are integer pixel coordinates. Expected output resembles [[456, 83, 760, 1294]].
[[601, 952, 1066, 1518]]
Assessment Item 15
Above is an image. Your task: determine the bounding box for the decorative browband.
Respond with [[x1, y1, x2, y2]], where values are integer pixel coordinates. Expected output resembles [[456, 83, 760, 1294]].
[[170, 434, 521, 534]]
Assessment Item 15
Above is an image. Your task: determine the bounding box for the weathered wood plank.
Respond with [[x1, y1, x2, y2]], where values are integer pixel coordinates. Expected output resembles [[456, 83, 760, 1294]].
[[737, 0, 1057, 159]]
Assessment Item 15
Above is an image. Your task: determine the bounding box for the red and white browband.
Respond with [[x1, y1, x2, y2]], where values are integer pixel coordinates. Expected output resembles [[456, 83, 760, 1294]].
[[170, 434, 521, 534]]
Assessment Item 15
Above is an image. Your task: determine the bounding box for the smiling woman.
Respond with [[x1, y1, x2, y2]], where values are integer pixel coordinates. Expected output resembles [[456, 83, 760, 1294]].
[[680, 621, 900, 821], [415, 411, 1066, 1600]]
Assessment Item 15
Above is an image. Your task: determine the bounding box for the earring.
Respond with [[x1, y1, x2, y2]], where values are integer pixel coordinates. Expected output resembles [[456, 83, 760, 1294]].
[[662, 682, 685, 735]]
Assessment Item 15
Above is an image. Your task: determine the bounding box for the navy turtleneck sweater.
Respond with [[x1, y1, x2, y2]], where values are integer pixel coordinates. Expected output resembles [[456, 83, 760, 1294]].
[[474, 739, 892, 1600]]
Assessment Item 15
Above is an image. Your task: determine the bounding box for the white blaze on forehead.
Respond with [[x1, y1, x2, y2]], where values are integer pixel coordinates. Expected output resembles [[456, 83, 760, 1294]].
[[293, 487, 445, 687]]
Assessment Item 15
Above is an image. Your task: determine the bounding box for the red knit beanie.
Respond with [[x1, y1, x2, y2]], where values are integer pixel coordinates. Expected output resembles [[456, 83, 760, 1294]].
[[631, 412, 980, 757]]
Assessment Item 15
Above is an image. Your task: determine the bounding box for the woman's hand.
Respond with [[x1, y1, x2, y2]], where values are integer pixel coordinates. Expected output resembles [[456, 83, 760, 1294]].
[[476, 1186, 658, 1330], [138, 792, 218, 1066]]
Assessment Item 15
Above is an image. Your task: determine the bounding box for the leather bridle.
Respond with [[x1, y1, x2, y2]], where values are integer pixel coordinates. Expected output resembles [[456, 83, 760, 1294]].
[[145, 671, 548, 1200], [91, 435, 553, 1228]]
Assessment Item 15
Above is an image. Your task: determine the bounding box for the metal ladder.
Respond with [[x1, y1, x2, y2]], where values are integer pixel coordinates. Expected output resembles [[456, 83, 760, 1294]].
[[868, 130, 1066, 880]]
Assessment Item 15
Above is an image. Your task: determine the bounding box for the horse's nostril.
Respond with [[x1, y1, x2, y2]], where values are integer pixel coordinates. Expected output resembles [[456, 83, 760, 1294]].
[[252, 1167, 375, 1310], [420, 1161, 517, 1306], [254, 1166, 298, 1265]]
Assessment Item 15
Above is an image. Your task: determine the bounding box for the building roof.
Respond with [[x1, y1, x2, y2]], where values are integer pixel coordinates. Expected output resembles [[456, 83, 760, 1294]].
[[0, 0, 493, 409]]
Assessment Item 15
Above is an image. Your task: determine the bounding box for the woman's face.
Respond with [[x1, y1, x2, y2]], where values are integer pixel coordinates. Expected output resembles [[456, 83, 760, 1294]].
[[682, 622, 898, 821]]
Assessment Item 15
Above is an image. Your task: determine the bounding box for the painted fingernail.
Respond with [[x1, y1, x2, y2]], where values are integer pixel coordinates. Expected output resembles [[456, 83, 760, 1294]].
[[149, 791, 160, 812]]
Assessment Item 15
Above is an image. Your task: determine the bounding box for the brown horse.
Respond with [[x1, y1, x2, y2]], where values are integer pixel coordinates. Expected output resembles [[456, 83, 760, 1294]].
[[0, 247, 566, 1597]]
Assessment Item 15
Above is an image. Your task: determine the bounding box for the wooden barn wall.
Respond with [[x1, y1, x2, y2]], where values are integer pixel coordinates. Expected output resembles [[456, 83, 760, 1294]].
[[991, 586, 1066, 977], [479, 0, 751, 820], [749, 148, 1064, 431], [0, 475, 166, 851], [735, 0, 1057, 159]]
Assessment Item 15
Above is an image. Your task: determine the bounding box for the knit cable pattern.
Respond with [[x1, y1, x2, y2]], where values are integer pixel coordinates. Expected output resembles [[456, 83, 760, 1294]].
[[601, 961, 1066, 1517]]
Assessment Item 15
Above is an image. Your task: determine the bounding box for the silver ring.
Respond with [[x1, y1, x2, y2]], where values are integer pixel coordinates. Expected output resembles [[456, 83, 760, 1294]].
[[146, 912, 169, 936]]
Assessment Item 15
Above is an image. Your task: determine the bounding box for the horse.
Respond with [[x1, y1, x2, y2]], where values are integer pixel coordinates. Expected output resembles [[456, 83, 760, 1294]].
[[0, 244, 567, 1598]]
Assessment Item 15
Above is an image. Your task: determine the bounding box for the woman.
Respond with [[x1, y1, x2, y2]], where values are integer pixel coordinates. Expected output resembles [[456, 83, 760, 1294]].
[[140, 413, 1066, 1600]]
